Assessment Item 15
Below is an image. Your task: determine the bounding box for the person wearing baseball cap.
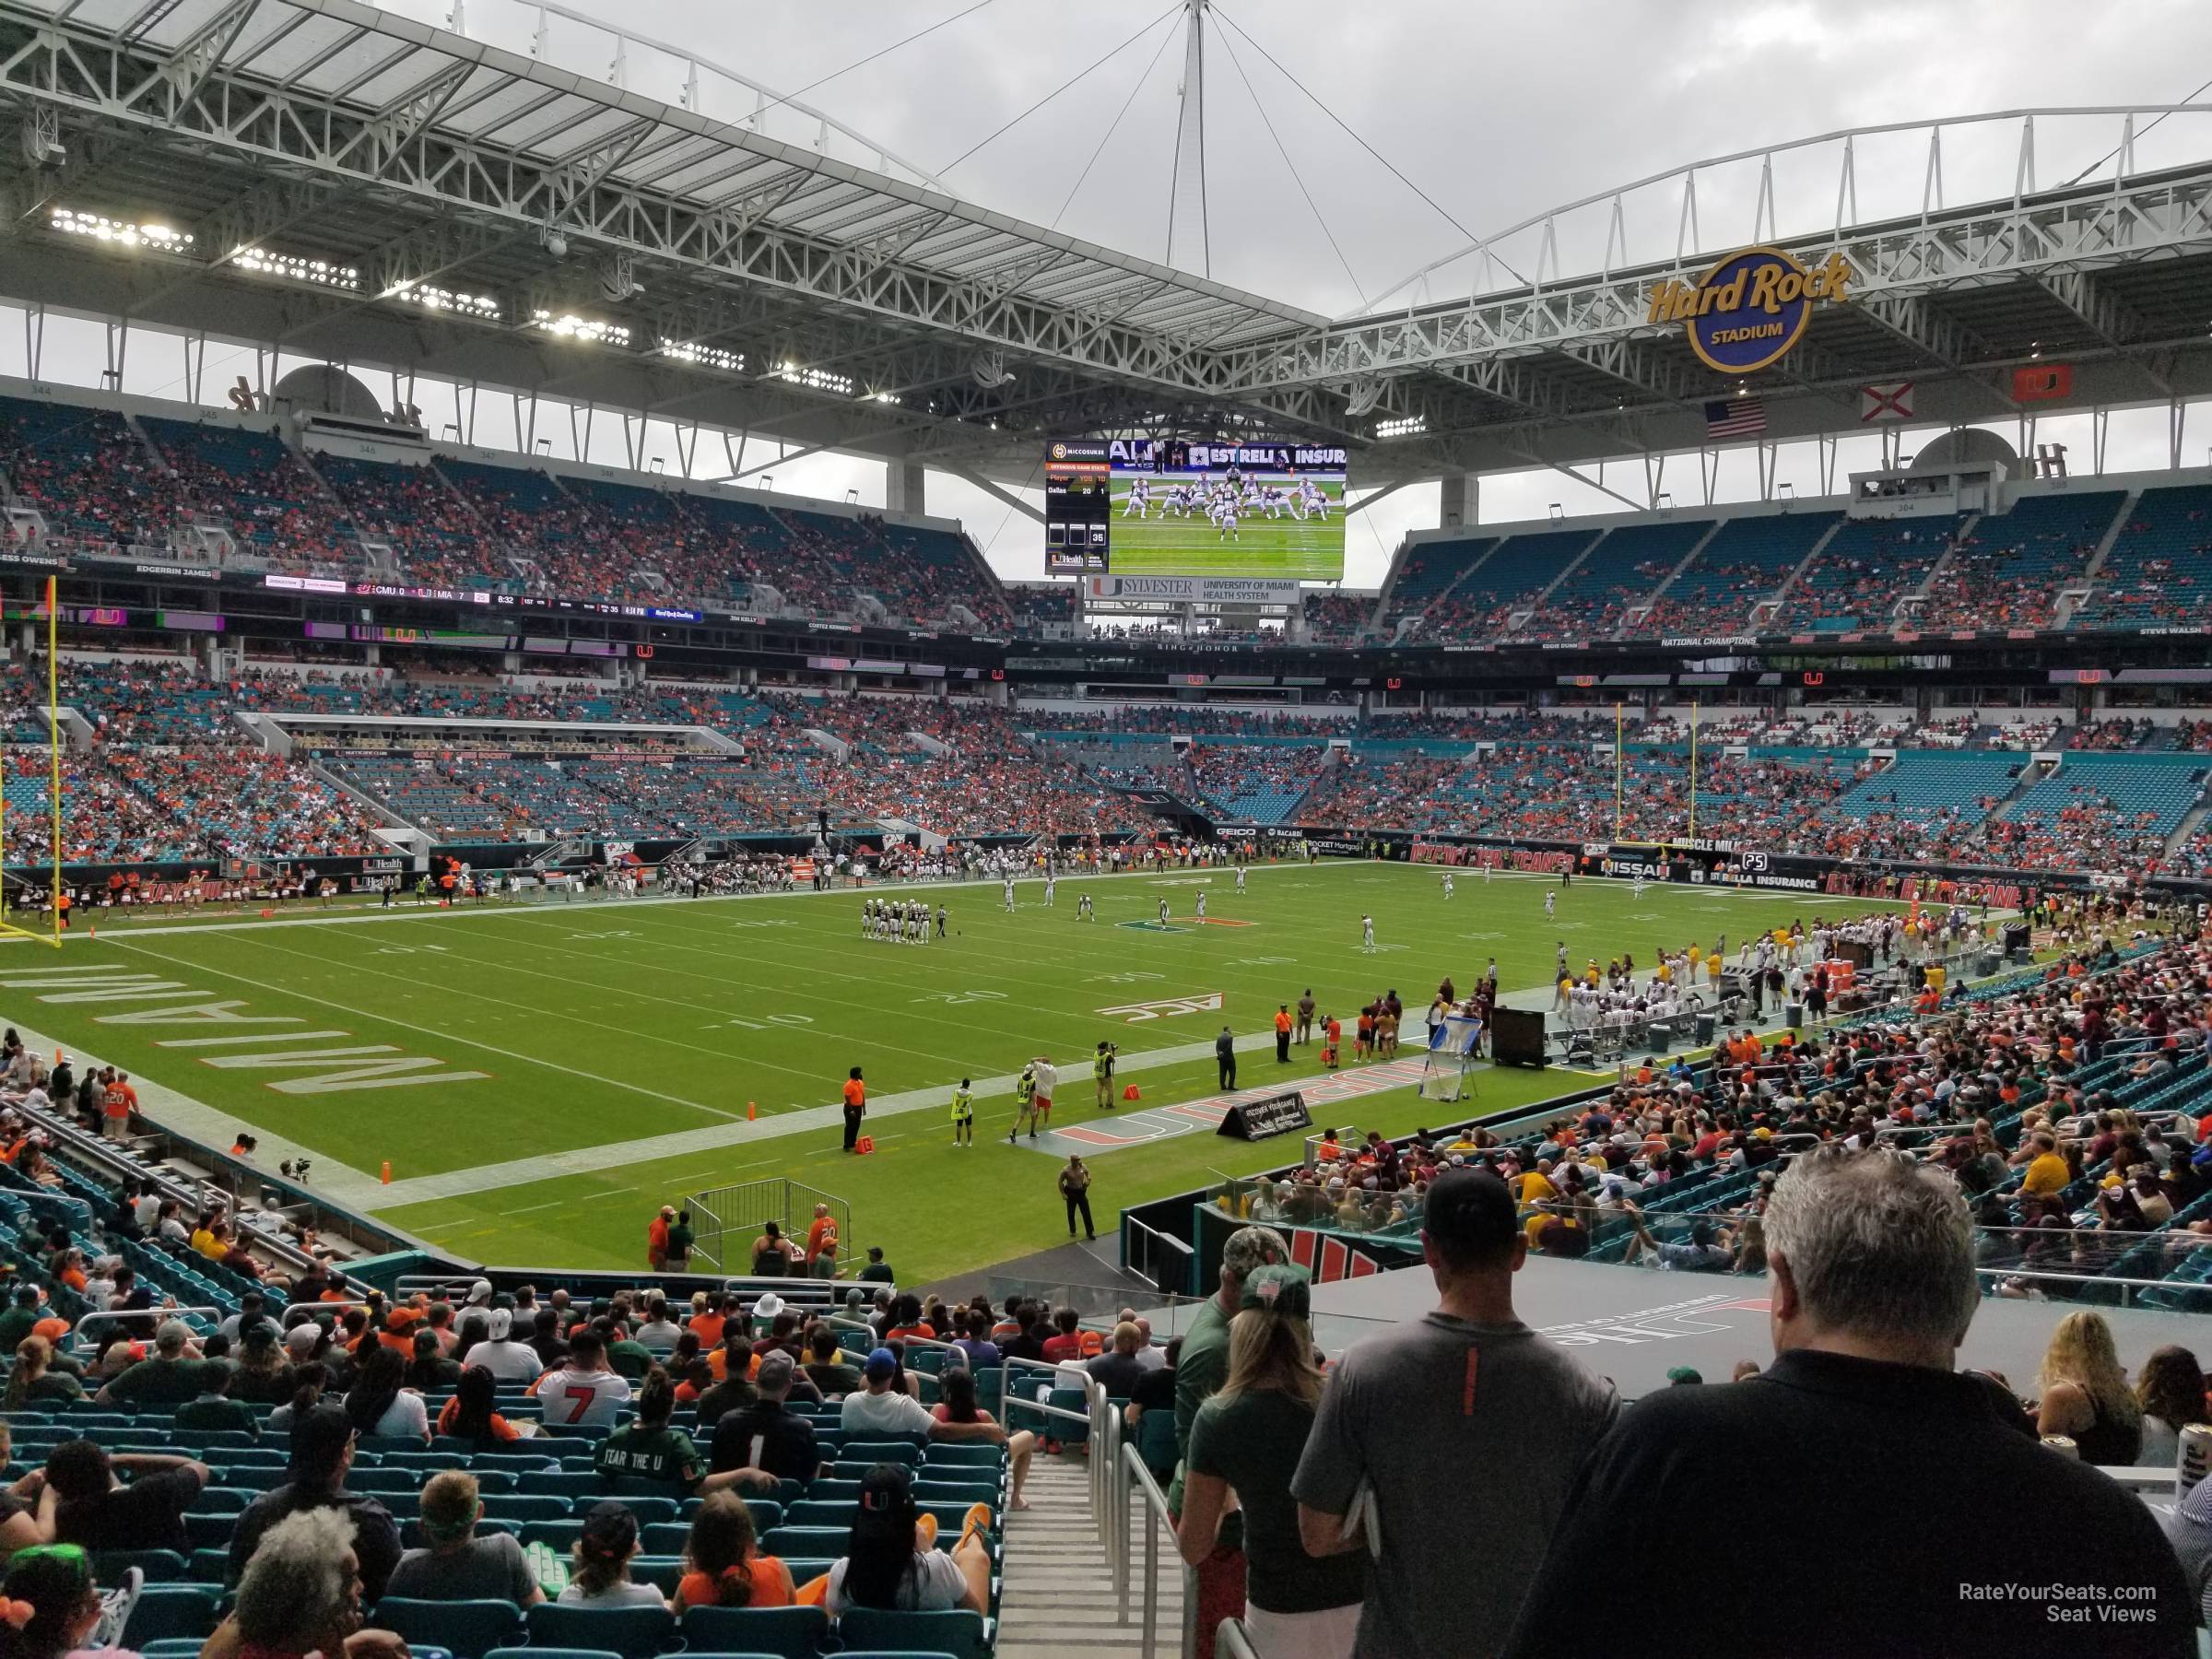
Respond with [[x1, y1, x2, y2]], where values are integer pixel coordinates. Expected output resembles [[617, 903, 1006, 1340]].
[[1178, 1262, 1362, 1653], [1169, 1223, 1288, 1659], [1291, 1170, 1619, 1659], [840, 1347, 1008, 1450], [707, 1349, 825, 1487]]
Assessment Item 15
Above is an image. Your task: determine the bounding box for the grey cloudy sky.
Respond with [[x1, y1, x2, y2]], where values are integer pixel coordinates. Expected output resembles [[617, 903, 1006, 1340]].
[[22, 0, 2212, 585]]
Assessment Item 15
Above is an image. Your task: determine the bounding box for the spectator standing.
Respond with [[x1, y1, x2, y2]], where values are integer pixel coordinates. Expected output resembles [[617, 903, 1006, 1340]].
[[1174, 1225, 1288, 1659], [664, 1208, 695, 1272], [1500, 1147, 2193, 1659], [1182, 1265, 1363, 1659], [1060, 1156, 1096, 1241], [384, 1470, 543, 1605], [1292, 1171, 1617, 1659], [1217, 1027, 1238, 1090], [842, 1066, 867, 1153], [646, 1206, 674, 1272]]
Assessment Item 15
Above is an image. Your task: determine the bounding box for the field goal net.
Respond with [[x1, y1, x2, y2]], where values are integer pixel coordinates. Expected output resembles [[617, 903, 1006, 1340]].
[[1419, 1012, 1485, 1103], [684, 1176, 850, 1273]]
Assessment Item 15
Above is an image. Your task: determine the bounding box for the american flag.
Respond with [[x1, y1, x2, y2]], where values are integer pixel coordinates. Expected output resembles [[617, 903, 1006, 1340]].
[[1705, 396, 1768, 439]]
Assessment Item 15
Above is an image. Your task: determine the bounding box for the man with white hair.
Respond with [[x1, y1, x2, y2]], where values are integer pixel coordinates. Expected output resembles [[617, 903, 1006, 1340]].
[[1503, 1147, 2194, 1658], [229, 1504, 406, 1659]]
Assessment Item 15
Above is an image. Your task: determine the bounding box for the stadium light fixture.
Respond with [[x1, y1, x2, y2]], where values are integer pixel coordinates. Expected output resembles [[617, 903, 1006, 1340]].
[[768, 362, 855, 396], [385, 281, 500, 320], [655, 337, 745, 373], [50, 209, 192, 253], [229, 247, 360, 290], [532, 309, 631, 347], [1374, 414, 1427, 440]]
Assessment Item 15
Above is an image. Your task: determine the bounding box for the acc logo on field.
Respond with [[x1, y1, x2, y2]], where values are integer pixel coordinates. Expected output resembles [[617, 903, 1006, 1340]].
[[1648, 245, 1853, 375]]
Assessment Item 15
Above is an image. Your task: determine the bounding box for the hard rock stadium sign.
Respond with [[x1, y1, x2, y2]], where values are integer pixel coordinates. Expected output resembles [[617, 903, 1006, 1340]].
[[1647, 246, 1855, 374]]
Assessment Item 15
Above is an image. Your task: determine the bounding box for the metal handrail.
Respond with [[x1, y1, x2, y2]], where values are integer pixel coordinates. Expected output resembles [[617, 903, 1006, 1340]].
[[1113, 1439, 1189, 1659], [71, 1304, 219, 1355], [1217, 1618, 1262, 1659]]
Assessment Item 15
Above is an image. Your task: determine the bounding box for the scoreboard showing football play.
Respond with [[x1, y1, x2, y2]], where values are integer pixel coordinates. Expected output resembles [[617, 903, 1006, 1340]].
[[1042, 436, 1347, 581]]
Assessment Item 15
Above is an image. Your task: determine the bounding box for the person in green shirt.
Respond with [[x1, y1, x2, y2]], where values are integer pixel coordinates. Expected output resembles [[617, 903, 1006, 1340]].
[[1180, 1265, 1363, 1652], [605, 1326, 656, 1382], [950, 1079, 974, 1147], [175, 1365, 259, 1435], [594, 1371, 703, 1488], [0, 1286, 43, 1354], [856, 1248, 895, 1285], [98, 1320, 223, 1406], [1170, 1225, 1289, 1514], [664, 1210, 695, 1273]]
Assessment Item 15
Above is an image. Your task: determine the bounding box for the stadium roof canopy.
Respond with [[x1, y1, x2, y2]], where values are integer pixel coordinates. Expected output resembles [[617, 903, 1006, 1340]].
[[0, 0, 2207, 494]]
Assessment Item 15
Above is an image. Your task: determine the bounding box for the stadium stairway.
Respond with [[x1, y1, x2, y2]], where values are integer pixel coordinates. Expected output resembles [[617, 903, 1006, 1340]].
[[994, 1451, 1180, 1659]]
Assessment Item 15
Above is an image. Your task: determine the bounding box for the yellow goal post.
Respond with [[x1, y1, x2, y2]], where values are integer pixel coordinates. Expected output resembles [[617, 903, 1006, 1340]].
[[0, 574, 64, 947]]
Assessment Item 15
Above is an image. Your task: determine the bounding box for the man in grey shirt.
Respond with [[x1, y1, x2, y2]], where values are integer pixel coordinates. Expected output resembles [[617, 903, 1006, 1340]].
[[1292, 1168, 1618, 1659], [384, 1469, 541, 1606]]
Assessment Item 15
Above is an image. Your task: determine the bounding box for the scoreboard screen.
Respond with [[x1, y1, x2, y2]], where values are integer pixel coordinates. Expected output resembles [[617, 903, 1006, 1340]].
[[1043, 441, 1110, 572], [1043, 436, 1347, 581]]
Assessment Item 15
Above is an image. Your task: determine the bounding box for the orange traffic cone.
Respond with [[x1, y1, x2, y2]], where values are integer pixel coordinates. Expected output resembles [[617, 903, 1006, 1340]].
[[1123, 1084, 1140, 1100], [747, 1100, 757, 1121], [381, 1159, 392, 1184]]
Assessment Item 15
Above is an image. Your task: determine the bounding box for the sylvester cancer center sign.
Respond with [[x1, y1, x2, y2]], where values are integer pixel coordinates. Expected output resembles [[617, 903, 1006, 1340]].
[[1647, 245, 1854, 373]]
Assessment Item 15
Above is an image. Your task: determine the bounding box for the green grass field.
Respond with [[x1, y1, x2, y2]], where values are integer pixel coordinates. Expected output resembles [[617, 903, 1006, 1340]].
[[1107, 476, 1344, 580], [0, 863, 1908, 1285]]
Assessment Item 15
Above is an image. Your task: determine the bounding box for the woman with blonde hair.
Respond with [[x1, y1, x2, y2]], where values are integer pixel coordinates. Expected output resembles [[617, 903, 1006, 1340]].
[[2037, 1310, 2144, 1465], [2, 1339, 78, 1412], [1175, 1265, 1362, 1659]]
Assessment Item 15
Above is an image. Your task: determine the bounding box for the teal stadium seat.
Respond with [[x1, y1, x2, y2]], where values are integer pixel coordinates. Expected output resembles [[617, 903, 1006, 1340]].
[[677, 1606, 830, 1659], [526, 1602, 678, 1659], [837, 1608, 994, 1659], [371, 1598, 525, 1659]]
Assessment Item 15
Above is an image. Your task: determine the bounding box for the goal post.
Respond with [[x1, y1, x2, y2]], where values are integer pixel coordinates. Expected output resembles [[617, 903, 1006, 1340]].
[[0, 575, 63, 949]]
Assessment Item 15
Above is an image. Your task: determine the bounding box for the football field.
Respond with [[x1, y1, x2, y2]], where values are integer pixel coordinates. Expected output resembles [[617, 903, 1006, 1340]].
[[1106, 476, 1344, 580], [0, 863, 1908, 1285]]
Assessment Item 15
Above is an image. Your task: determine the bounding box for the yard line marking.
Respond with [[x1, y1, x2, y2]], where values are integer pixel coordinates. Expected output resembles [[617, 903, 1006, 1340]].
[[107, 935, 745, 1137], [228, 930, 831, 1089], [498, 1200, 566, 1217]]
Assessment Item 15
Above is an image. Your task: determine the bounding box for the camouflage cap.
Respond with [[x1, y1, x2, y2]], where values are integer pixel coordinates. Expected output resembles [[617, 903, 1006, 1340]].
[[1220, 1223, 1290, 1280]]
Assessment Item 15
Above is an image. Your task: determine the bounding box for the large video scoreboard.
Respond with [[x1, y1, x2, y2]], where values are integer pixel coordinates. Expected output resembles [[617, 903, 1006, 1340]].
[[1044, 437, 1347, 581]]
